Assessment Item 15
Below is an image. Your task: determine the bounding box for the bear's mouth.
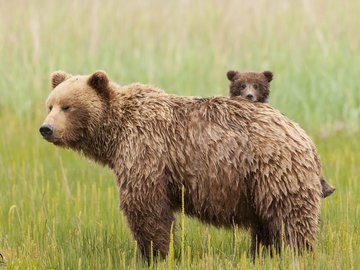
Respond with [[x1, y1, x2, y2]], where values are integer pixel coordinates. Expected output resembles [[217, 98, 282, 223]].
[[41, 134, 63, 145], [42, 135, 53, 142], [51, 137, 63, 145], [48, 137, 66, 147]]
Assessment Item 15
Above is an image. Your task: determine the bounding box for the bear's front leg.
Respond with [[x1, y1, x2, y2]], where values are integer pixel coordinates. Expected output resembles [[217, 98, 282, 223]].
[[119, 184, 175, 262], [250, 223, 273, 259], [125, 207, 174, 261]]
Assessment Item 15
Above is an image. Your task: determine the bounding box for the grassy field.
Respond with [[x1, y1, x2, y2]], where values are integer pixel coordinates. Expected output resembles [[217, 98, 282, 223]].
[[0, 0, 359, 269]]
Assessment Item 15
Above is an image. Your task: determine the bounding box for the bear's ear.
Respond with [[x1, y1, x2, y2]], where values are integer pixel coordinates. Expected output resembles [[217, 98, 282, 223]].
[[51, 71, 71, 89], [88, 70, 109, 94], [263, 71, 273, 82], [226, 70, 237, 81]]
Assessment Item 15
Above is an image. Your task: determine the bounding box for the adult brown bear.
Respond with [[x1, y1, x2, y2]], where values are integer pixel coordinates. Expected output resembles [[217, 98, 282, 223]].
[[40, 70, 322, 261]]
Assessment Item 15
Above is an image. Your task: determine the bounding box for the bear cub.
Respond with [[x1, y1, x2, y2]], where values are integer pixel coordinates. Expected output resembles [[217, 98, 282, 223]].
[[226, 70, 335, 198], [227, 70, 273, 102]]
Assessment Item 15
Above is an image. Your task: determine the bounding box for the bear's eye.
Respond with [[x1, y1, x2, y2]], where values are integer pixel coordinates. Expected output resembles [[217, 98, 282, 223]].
[[62, 105, 70, 111], [240, 83, 247, 90], [48, 105, 53, 112], [253, 84, 259, 90]]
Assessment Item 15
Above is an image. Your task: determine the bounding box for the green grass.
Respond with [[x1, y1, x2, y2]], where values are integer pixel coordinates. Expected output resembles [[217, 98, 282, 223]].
[[0, 0, 359, 269]]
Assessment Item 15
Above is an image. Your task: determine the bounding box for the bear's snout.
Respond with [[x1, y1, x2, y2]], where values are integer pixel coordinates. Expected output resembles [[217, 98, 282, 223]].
[[245, 93, 254, 100], [39, 124, 54, 138]]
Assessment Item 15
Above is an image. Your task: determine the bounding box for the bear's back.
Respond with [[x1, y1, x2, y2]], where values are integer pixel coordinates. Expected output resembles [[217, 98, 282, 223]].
[[113, 85, 321, 228]]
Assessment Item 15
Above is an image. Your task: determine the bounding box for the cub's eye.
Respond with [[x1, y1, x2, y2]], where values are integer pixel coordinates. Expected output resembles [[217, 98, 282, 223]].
[[253, 84, 259, 90], [48, 105, 53, 112], [62, 105, 70, 111], [241, 83, 247, 89]]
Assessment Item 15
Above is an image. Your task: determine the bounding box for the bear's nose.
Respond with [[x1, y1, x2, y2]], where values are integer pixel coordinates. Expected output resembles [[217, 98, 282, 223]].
[[245, 94, 254, 100], [39, 124, 53, 137]]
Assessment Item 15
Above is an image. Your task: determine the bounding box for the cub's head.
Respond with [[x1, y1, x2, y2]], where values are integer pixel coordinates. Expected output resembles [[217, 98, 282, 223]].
[[226, 70, 273, 103], [39, 70, 111, 148]]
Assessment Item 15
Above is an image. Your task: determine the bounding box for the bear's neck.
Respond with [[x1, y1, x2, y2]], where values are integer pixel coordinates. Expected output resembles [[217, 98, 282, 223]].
[[77, 100, 124, 169]]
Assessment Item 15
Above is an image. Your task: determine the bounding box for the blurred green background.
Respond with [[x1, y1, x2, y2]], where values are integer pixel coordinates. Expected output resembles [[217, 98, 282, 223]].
[[0, 0, 359, 269]]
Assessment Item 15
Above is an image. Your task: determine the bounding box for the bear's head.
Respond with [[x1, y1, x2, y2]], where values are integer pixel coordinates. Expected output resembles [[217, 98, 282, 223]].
[[226, 70, 273, 103], [39, 70, 111, 148]]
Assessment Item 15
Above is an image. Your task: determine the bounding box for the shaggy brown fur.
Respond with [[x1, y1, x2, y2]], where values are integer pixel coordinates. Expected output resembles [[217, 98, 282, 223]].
[[40, 71, 322, 261], [227, 70, 335, 198]]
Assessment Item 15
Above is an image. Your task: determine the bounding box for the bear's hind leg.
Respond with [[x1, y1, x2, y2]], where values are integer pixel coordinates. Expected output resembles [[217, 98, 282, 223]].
[[268, 210, 318, 256]]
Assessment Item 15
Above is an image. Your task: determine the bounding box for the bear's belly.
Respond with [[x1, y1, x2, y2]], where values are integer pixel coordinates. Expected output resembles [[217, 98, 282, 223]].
[[167, 168, 254, 228]]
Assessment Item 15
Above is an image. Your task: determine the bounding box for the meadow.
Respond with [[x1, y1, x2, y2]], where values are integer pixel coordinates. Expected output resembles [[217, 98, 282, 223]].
[[0, 0, 359, 269]]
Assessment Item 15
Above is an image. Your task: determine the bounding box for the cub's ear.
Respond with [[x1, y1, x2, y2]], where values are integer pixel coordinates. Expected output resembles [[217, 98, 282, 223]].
[[51, 71, 71, 89], [88, 70, 109, 94], [263, 71, 273, 82], [226, 70, 237, 81]]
